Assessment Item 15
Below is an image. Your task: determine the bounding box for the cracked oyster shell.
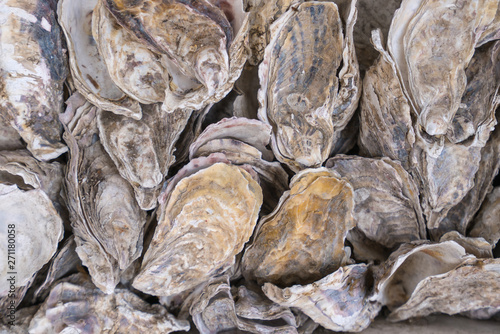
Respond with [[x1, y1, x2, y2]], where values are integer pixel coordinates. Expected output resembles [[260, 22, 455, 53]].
[[57, 0, 141, 119], [61, 94, 147, 293], [28, 273, 190, 334], [242, 168, 355, 287], [388, 258, 500, 322], [469, 187, 500, 248], [190, 275, 297, 333], [258, 0, 360, 171], [326, 156, 425, 254], [133, 156, 263, 296], [104, 0, 250, 113], [263, 263, 381, 332], [97, 104, 192, 210], [371, 241, 471, 311], [0, 0, 68, 161]]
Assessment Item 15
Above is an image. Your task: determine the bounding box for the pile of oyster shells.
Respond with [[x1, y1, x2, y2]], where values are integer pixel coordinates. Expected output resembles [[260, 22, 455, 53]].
[[1, 0, 500, 332]]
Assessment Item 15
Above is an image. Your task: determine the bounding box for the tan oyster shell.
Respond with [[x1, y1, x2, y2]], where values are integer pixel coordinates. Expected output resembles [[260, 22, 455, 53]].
[[263, 263, 381, 332], [439, 231, 492, 259], [388, 258, 500, 322], [242, 168, 355, 287], [326, 155, 425, 253], [92, 0, 167, 104], [0, 0, 68, 161], [57, 0, 141, 119], [28, 273, 190, 334], [133, 160, 263, 296], [62, 95, 147, 294], [258, 0, 360, 171]]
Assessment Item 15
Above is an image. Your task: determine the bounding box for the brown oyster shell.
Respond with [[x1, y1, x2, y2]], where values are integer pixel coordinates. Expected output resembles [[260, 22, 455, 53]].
[[28, 273, 190, 334], [439, 231, 493, 259], [242, 168, 355, 287], [57, 0, 142, 119], [388, 258, 500, 322], [133, 160, 263, 296], [258, 0, 360, 171], [469, 187, 500, 247], [0, 0, 68, 161], [62, 95, 147, 294], [326, 155, 426, 252], [263, 263, 381, 332]]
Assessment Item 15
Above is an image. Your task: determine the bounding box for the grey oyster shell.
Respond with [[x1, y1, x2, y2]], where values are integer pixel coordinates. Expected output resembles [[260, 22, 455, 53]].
[[133, 156, 263, 296], [258, 0, 360, 171], [61, 94, 147, 294], [0, 0, 68, 161], [28, 273, 190, 334], [469, 187, 500, 248]]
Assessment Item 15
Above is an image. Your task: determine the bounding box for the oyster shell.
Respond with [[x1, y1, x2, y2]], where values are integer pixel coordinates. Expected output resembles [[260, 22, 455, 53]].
[[28, 273, 190, 334], [469, 187, 500, 248], [0, 0, 68, 161], [439, 231, 493, 259], [263, 263, 381, 332], [97, 104, 192, 210], [258, 0, 360, 171], [190, 275, 297, 333], [92, 0, 167, 104], [388, 258, 500, 322], [0, 116, 24, 152], [104, 0, 250, 113], [57, 0, 142, 119], [61, 94, 147, 293], [133, 157, 263, 296], [242, 168, 355, 287], [326, 155, 425, 253]]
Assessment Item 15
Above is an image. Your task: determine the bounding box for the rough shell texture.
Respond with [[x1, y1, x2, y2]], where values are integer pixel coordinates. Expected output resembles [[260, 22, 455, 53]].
[[133, 162, 263, 296], [326, 155, 425, 250], [61, 95, 146, 294], [242, 168, 355, 287], [263, 264, 381, 332], [0, 0, 68, 160], [57, 0, 142, 119], [469, 187, 500, 247], [28, 273, 190, 334], [388, 258, 500, 321], [439, 231, 492, 259], [258, 0, 360, 171]]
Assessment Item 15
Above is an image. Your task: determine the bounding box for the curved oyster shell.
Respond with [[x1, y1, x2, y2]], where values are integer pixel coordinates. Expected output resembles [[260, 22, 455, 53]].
[[62, 95, 146, 293], [133, 159, 263, 296], [28, 273, 190, 334], [57, 0, 141, 119], [97, 104, 192, 210], [439, 231, 492, 259], [263, 264, 381, 332], [326, 155, 425, 251], [92, 0, 167, 104], [388, 258, 500, 322], [242, 168, 354, 287], [470, 187, 500, 247], [258, 0, 360, 171], [371, 241, 471, 310], [0, 0, 67, 161]]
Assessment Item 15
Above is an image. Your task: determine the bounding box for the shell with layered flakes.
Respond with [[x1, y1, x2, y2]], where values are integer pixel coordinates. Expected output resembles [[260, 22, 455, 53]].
[[0, 0, 68, 161], [258, 0, 360, 171], [133, 160, 263, 296], [242, 168, 355, 287]]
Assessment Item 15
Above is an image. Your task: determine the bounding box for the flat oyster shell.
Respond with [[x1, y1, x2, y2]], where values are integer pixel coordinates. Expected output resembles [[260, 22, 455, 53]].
[[28, 273, 190, 334], [371, 241, 471, 310], [0, 184, 63, 297], [104, 0, 250, 113], [190, 275, 297, 333], [57, 0, 141, 119], [92, 0, 167, 104], [326, 155, 426, 250], [0, 0, 68, 160], [258, 0, 360, 171], [62, 96, 147, 293], [242, 168, 355, 287], [388, 258, 500, 322], [263, 264, 381, 332], [470, 187, 500, 247], [97, 104, 192, 210], [133, 160, 263, 296]]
